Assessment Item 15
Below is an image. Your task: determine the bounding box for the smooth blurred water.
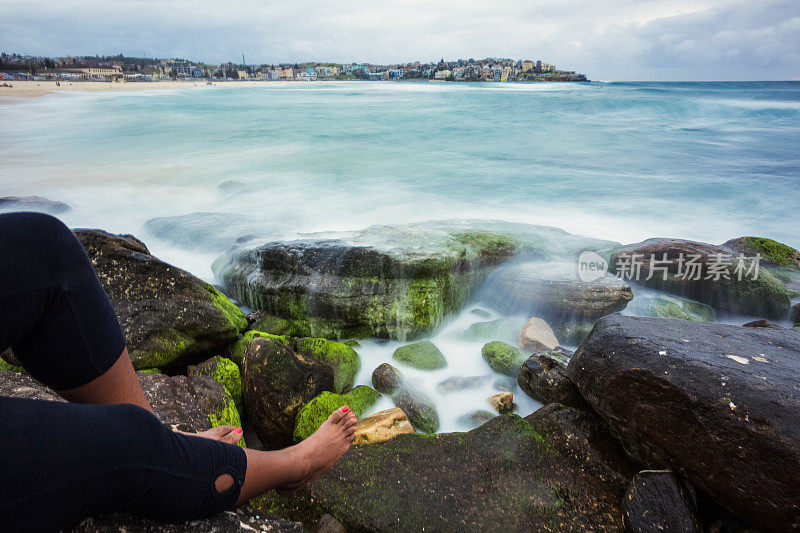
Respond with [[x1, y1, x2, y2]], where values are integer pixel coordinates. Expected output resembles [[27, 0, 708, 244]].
[[2, 80, 798, 430]]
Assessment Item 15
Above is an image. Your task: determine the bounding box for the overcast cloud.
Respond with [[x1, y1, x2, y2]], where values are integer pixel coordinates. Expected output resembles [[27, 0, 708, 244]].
[[1, 0, 799, 80]]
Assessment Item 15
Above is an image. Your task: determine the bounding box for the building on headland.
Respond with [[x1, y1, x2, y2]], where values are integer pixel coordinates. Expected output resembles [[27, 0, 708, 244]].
[[0, 52, 587, 83]]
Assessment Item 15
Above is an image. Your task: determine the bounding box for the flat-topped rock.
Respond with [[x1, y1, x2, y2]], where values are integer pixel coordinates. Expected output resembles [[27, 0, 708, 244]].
[[568, 316, 800, 530], [212, 220, 616, 340], [0, 195, 71, 214]]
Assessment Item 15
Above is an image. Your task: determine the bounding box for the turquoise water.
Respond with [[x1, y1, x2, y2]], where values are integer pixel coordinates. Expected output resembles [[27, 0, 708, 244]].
[[2, 81, 799, 430]]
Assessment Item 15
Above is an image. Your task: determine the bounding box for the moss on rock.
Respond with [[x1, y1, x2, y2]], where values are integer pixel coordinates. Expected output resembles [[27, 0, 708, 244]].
[[482, 341, 528, 376], [190, 356, 243, 408], [209, 395, 245, 448], [138, 367, 162, 374], [625, 296, 716, 322], [392, 341, 447, 370], [0, 359, 24, 373], [293, 386, 381, 441], [724, 237, 800, 268], [293, 338, 360, 393], [202, 281, 248, 332]]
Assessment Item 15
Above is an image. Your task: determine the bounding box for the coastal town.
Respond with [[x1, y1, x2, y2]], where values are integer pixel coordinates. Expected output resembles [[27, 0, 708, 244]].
[[0, 52, 588, 83]]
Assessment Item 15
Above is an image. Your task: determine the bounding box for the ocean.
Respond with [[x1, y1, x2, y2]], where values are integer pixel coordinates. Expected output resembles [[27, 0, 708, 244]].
[[2, 80, 799, 430]]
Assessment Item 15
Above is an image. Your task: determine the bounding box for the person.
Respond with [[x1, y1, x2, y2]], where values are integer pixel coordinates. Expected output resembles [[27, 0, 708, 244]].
[[0, 211, 357, 531]]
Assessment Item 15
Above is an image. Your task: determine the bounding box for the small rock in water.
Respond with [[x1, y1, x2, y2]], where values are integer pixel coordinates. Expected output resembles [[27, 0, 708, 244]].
[[492, 375, 517, 392], [487, 392, 515, 414], [392, 340, 447, 370], [481, 341, 528, 376], [517, 350, 586, 409], [456, 409, 496, 429], [371, 363, 404, 395], [518, 317, 559, 353], [436, 375, 489, 394], [461, 318, 522, 343], [0, 195, 71, 214], [470, 308, 492, 319], [742, 319, 783, 329], [354, 407, 415, 445]]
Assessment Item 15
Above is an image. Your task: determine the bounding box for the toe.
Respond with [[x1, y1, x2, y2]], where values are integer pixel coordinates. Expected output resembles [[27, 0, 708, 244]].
[[329, 406, 349, 424], [219, 427, 243, 445], [343, 414, 358, 429]]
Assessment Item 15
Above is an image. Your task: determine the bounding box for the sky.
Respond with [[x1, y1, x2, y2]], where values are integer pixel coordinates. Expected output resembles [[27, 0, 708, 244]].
[[1, 0, 799, 81]]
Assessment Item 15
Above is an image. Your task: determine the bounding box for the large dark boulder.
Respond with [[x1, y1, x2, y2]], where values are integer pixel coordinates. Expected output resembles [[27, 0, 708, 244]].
[[212, 221, 617, 340], [568, 316, 800, 531], [263, 404, 636, 531], [242, 337, 334, 449], [622, 470, 701, 533], [74, 229, 247, 370], [609, 238, 790, 319]]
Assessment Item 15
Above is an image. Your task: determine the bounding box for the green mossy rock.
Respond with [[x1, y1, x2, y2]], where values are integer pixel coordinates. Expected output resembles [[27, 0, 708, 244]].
[[370, 363, 440, 432], [137, 367, 162, 374], [231, 331, 358, 394], [610, 238, 791, 319], [461, 318, 523, 344], [723, 236, 800, 269], [481, 341, 527, 376], [260, 405, 636, 531], [213, 221, 617, 340], [73, 229, 247, 370], [624, 295, 716, 322], [293, 386, 381, 441], [188, 356, 243, 408], [392, 341, 447, 370], [0, 359, 24, 373]]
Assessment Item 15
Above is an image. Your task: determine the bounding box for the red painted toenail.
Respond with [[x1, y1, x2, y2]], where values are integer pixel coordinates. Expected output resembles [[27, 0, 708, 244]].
[[342, 406, 350, 412], [235, 427, 243, 434]]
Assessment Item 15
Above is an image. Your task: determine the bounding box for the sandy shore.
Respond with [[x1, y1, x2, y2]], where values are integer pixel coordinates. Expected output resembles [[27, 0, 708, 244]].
[[0, 79, 291, 103]]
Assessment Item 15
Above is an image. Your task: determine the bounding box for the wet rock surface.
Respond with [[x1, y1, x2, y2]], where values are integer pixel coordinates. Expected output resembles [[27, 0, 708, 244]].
[[266, 405, 635, 531], [370, 363, 439, 433], [144, 212, 261, 251], [353, 407, 415, 445], [622, 470, 701, 533], [0, 195, 71, 213], [70, 508, 305, 532], [568, 315, 800, 530], [74, 229, 247, 370]]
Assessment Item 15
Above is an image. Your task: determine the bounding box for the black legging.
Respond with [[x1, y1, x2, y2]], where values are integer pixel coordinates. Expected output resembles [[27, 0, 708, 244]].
[[0, 212, 247, 531]]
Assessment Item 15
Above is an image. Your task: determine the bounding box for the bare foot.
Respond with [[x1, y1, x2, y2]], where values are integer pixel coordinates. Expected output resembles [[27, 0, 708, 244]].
[[179, 425, 243, 445], [279, 406, 357, 492]]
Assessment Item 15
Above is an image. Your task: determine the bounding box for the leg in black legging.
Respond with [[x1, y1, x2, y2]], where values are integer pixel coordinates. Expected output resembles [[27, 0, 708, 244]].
[[0, 212, 358, 531]]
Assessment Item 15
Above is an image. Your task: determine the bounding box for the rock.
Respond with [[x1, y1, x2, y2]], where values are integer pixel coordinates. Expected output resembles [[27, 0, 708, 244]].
[[370, 363, 439, 433], [481, 341, 527, 376], [342, 339, 360, 348], [742, 319, 782, 329], [313, 513, 345, 533], [461, 318, 523, 343], [212, 220, 616, 340], [371, 363, 404, 395], [0, 195, 70, 214], [517, 351, 587, 409], [1, 347, 20, 366], [623, 295, 716, 322], [456, 410, 496, 429], [69, 507, 305, 532], [482, 260, 633, 320], [188, 356, 242, 408], [242, 337, 334, 448], [144, 212, 260, 251], [231, 331, 359, 394], [551, 321, 595, 347], [0, 370, 241, 435], [722, 236, 800, 269], [610, 238, 791, 319], [517, 317, 559, 353], [393, 390, 440, 434], [353, 407, 415, 445], [469, 308, 492, 319], [267, 404, 636, 531], [492, 375, 517, 392], [622, 470, 701, 533], [392, 340, 447, 370], [246, 310, 298, 336], [293, 386, 381, 441], [568, 315, 800, 530], [436, 375, 489, 394], [74, 229, 247, 370], [487, 392, 515, 414], [791, 303, 800, 325]]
